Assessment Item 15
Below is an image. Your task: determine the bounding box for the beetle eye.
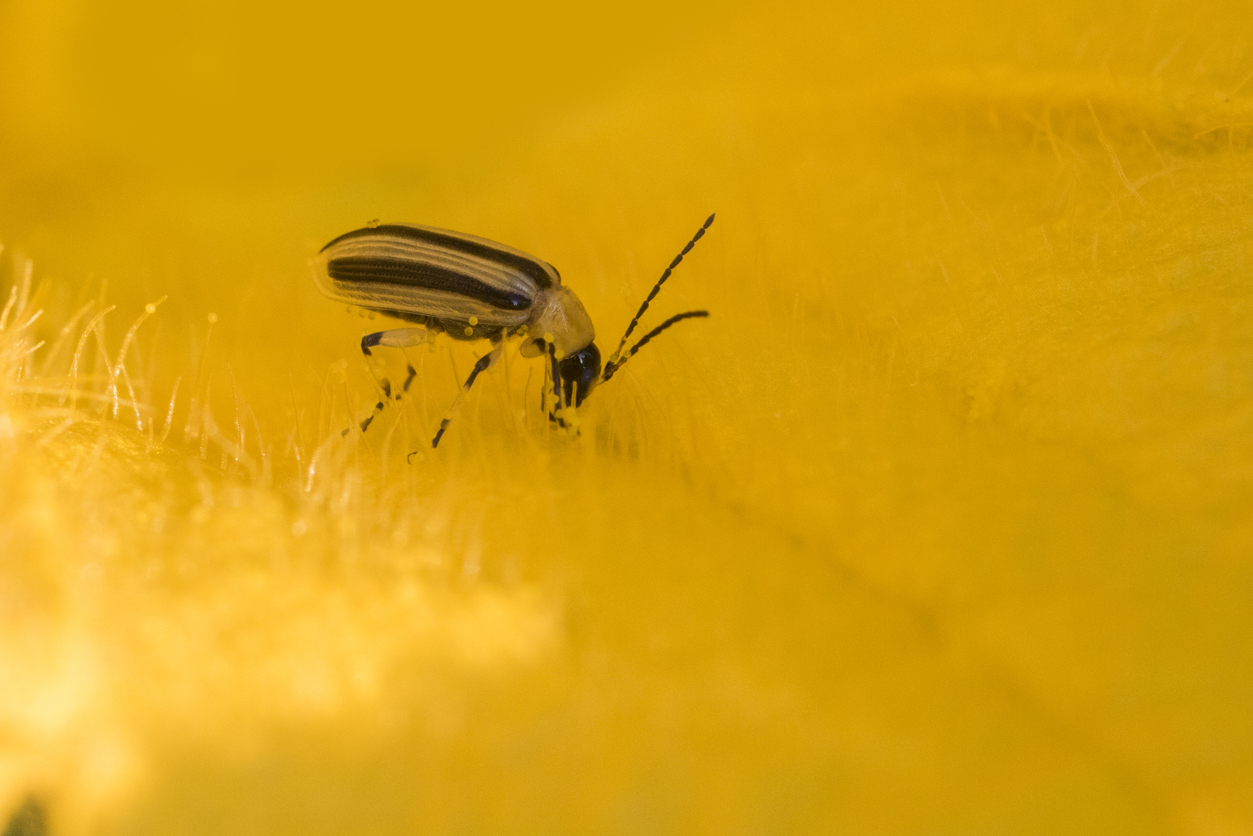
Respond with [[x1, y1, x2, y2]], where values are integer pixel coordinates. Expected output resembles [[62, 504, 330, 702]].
[[558, 343, 602, 406]]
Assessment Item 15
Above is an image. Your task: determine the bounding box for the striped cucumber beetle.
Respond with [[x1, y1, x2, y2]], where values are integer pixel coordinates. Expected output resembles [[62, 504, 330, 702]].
[[313, 214, 714, 448]]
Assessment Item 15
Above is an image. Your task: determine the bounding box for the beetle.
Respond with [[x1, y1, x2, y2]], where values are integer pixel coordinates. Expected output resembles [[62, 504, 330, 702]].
[[313, 213, 714, 448]]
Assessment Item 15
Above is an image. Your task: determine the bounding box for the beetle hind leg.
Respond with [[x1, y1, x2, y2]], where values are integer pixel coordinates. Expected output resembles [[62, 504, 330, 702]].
[[361, 327, 430, 356], [346, 327, 430, 436]]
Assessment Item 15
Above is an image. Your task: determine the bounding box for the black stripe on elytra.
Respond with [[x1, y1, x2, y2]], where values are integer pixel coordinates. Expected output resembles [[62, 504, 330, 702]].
[[321, 225, 556, 289], [327, 256, 532, 310]]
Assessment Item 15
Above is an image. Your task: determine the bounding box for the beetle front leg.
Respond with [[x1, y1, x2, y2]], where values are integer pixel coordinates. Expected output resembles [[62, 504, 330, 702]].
[[544, 342, 576, 433]]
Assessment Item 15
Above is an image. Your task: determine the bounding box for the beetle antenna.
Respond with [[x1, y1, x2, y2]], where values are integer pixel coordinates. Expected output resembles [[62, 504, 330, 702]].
[[608, 213, 715, 368], [602, 310, 709, 382]]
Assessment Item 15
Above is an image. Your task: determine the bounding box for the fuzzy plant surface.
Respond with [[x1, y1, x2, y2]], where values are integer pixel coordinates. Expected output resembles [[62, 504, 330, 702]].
[[2, 0, 1252, 833]]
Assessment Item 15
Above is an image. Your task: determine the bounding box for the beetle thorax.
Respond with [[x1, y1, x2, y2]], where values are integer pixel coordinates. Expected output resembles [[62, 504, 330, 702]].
[[523, 285, 595, 359]]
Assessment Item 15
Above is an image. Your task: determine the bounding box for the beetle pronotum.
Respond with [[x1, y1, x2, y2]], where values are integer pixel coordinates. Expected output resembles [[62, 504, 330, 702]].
[[313, 214, 714, 448]]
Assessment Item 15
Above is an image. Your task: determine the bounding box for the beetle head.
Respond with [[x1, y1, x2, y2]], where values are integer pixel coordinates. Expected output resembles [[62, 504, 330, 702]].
[[558, 343, 601, 406]]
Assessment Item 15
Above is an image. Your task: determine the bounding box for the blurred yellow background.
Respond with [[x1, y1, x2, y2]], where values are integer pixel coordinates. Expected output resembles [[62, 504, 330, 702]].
[[2, 0, 1253, 833]]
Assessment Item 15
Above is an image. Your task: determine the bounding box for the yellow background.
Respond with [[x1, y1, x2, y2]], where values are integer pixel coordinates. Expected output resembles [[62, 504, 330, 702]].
[[2, 0, 1252, 833]]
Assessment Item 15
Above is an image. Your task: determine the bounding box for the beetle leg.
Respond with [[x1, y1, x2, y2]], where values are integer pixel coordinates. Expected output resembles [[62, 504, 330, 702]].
[[361, 327, 429, 356], [430, 342, 504, 449], [400, 359, 418, 394], [545, 342, 575, 431], [351, 327, 430, 434]]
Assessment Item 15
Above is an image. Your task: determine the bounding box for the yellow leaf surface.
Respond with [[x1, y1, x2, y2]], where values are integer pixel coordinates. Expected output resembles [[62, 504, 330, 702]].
[[1, 0, 1251, 833]]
